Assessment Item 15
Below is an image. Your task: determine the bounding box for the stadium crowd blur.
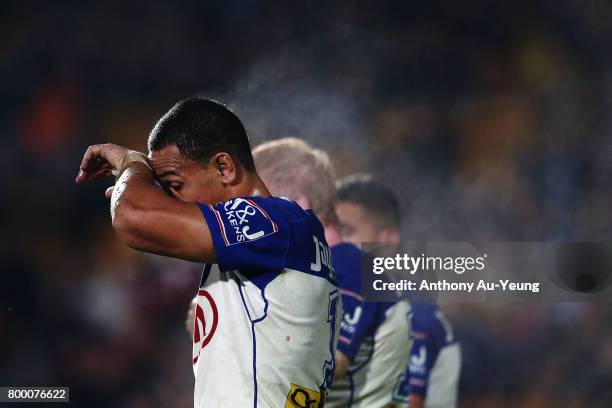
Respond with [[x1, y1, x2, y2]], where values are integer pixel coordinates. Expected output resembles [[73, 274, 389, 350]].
[[2, 1, 612, 407]]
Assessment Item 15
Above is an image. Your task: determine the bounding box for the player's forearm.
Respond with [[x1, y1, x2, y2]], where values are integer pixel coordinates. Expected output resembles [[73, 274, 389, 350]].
[[334, 350, 351, 380], [110, 162, 170, 249], [408, 393, 425, 408]]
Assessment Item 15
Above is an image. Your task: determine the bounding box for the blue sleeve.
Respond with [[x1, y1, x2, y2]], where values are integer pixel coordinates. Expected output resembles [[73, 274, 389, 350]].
[[197, 197, 289, 272], [408, 312, 442, 397], [337, 289, 378, 361]]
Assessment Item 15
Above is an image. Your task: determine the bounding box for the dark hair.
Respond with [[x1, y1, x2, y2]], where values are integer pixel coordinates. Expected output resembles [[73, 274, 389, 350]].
[[148, 97, 255, 171], [336, 174, 401, 228]]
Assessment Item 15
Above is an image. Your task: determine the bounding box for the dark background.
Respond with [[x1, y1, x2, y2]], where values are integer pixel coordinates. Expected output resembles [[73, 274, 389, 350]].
[[2, 1, 612, 406]]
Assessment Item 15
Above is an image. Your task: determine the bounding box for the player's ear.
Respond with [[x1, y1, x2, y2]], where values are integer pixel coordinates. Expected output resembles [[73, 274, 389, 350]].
[[212, 152, 238, 185]]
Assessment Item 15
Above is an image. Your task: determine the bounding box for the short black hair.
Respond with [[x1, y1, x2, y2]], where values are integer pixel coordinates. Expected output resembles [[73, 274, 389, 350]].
[[336, 174, 401, 228], [148, 97, 255, 171]]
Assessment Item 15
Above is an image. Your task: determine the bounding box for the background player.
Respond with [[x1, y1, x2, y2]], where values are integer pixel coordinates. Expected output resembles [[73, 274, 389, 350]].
[[336, 174, 461, 408], [252, 138, 412, 408], [76, 98, 341, 408]]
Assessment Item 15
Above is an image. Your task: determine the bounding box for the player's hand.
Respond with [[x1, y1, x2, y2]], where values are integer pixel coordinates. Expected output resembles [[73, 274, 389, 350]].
[[75, 143, 131, 184]]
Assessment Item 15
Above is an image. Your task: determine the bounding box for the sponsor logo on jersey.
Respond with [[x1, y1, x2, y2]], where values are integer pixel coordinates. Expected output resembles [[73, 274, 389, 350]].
[[209, 198, 278, 246], [340, 305, 362, 334], [409, 346, 427, 374], [284, 384, 323, 408], [192, 289, 219, 365]]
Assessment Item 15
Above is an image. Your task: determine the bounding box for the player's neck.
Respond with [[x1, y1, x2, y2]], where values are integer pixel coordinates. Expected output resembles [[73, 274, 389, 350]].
[[229, 172, 271, 198]]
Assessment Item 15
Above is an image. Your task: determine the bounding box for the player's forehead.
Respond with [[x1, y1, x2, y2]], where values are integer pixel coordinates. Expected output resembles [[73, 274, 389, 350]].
[[149, 145, 191, 176], [336, 201, 368, 222]]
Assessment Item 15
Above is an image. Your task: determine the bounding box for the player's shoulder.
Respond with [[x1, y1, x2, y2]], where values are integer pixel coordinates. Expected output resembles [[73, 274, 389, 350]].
[[254, 196, 336, 273], [411, 301, 439, 317], [331, 242, 362, 267], [411, 302, 455, 343], [248, 196, 322, 227], [199, 196, 336, 284], [205, 195, 323, 239], [199, 196, 284, 247], [411, 302, 439, 328], [331, 242, 362, 291]]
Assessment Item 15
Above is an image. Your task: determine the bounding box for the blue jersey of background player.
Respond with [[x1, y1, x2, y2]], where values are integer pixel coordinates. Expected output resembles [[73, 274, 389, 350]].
[[393, 302, 461, 408], [326, 242, 412, 408], [336, 174, 462, 408]]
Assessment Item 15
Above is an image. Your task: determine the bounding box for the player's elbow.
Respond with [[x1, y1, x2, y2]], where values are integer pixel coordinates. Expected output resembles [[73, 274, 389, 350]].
[[111, 201, 147, 249]]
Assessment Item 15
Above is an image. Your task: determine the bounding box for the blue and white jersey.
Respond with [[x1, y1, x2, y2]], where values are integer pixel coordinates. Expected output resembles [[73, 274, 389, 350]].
[[192, 196, 341, 408], [326, 243, 411, 408], [392, 302, 461, 408]]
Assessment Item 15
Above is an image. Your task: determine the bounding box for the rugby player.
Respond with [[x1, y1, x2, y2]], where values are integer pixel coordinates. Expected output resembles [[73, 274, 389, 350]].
[[252, 138, 412, 408], [76, 98, 341, 408], [336, 175, 461, 408]]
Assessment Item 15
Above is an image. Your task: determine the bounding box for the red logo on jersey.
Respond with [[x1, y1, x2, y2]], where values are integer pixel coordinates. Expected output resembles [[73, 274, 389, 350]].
[[192, 289, 219, 365]]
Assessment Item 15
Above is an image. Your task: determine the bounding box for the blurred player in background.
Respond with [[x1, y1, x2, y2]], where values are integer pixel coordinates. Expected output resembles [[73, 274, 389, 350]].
[[252, 138, 412, 408], [336, 175, 461, 408], [76, 98, 340, 408]]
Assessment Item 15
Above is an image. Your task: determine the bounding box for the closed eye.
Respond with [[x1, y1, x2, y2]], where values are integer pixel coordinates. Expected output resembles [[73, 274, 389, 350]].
[[158, 177, 182, 195]]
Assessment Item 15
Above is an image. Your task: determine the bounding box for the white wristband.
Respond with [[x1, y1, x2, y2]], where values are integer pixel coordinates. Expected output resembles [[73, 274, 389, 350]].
[[112, 151, 151, 177]]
